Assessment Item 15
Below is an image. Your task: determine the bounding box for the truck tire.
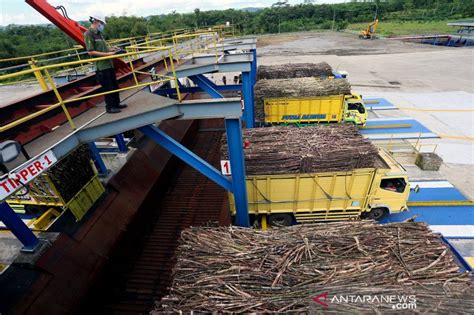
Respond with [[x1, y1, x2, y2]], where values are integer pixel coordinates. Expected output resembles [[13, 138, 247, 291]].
[[367, 208, 387, 221], [268, 214, 293, 227]]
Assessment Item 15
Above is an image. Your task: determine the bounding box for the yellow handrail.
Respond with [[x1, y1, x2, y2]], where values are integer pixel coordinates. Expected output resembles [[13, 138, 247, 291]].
[[0, 46, 180, 133], [0, 27, 232, 135], [0, 45, 84, 63], [0, 24, 232, 67]]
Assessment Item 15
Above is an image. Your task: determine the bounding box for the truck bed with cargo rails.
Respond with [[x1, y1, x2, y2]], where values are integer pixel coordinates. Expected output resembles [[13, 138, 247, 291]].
[[229, 149, 410, 226]]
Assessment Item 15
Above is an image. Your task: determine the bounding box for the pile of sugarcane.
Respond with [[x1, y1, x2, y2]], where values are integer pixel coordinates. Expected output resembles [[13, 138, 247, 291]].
[[254, 77, 352, 121], [221, 125, 378, 175], [257, 62, 333, 80], [155, 221, 473, 313], [48, 145, 95, 202]]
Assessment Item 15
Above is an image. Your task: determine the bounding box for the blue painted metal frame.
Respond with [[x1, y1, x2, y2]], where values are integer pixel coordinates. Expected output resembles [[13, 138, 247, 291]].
[[0, 202, 39, 251], [114, 134, 128, 153], [139, 125, 233, 192], [153, 85, 242, 97], [242, 71, 255, 128], [189, 74, 224, 99], [139, 122, 250, 227], [441, 236, 473, 272], [224, 119, 250, 227], [251, 49, 257, 84], [88, 142, 108, 176]]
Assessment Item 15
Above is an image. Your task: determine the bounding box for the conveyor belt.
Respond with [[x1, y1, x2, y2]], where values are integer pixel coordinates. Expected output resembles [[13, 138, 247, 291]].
[[80, 124, 228, 314]]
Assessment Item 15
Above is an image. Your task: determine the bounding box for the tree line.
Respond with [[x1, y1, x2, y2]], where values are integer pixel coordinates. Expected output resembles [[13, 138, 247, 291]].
[[1, 0, 473, 67]]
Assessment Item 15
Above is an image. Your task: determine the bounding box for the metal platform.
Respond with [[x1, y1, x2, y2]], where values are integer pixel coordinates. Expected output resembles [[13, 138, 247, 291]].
[[360, 117, 438, 140], [173, 53, 253, 78], [381, 180, 474, 268], [5, 90, 242, 179], [364, 98, 397, 110], [382, 180, 474, 238]]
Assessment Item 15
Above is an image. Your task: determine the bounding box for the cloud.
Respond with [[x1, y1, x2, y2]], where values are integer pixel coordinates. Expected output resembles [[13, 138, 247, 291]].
[[0, 13, 49, 26], [1, 0, 346, 25]]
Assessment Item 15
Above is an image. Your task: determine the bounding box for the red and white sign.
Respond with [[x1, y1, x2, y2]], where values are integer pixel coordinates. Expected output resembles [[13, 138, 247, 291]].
[[0, 150, 57, 201], [220, 160, 231, 175]]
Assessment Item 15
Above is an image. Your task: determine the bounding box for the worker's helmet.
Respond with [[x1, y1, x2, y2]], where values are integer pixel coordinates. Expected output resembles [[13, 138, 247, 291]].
[[89, 14, 107, 24]]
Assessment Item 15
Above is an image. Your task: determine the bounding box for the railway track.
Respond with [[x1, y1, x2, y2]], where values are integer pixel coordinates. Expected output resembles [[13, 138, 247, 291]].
[[81, 122, 228, 314]]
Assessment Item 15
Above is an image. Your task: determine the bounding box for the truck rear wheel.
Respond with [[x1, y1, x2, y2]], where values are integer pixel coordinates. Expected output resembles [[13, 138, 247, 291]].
[[367, 208, 387, 221], [268, 214, 293, 227]]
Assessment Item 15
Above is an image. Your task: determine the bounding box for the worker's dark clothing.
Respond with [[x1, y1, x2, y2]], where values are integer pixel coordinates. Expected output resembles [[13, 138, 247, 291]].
[[84, 27, 120, 110], [84, 28, 113, 71], [95, 68, 120, 110]]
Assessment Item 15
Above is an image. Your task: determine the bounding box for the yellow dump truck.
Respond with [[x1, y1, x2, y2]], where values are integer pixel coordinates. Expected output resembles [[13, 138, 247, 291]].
[[230, 149, 410, 227], [264, 92, 368, 126]]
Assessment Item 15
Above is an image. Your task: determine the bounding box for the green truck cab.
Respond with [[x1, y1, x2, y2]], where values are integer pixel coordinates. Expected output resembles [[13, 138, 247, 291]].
[[344, 92, 368, 125]]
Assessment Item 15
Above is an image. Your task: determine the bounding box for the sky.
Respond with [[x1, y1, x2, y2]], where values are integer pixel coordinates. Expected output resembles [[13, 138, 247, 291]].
[[0, 0, 347, 26]]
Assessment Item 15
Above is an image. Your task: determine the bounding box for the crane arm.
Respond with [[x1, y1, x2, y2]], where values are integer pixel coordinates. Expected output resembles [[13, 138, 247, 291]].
[[26, 0, 87, 46], [25, 0, 129, 71]]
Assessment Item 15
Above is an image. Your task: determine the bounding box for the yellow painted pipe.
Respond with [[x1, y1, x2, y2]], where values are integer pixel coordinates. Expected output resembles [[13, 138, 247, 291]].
[[0, 48, 168, 80], [398, 107, 474, 112], [407, 200, 474, 207], [28, 60, 49, 92], [359, 124, 412, 129], [438, 135, 474, 141]]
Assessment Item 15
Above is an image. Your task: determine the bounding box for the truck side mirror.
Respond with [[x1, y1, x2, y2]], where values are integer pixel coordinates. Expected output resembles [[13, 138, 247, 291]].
[[411, 185, 420, 193]]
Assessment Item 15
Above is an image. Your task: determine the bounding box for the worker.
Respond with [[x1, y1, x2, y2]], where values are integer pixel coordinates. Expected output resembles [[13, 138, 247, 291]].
[[84, 14, 127, 114], [222, 75, 227, 85]]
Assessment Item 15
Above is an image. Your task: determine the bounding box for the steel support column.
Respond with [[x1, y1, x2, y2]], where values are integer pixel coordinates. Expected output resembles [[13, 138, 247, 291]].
[[0, 202, 40, 251], [251, 49, 257, 84], [89, 142, 108, 176], [242, 71, 255, 128], [189, 74, 224, 99], [114, 134, 128, 153], [139, 125, 233, 192], [224, 118, 250, 227]]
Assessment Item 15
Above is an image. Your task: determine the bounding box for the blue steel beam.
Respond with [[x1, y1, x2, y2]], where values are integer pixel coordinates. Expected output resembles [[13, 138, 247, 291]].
[[224, 119, 250, 227], [153, 85, 241, 97], [189, 74, 224, 99], [138, 125, 233, 192], [1, 96, 242, 202], [114, 134, 128, 153], [241, 72, 255, 128], [0, 202, 40, 251], [173, 61, 251, 79], [251, 49, 257, 85], [88, 142, 108, 176]]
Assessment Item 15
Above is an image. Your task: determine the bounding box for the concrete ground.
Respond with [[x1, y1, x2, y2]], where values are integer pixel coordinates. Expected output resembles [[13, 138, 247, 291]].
[[0, 84, 43, 105], [258, 31, 474, 199]]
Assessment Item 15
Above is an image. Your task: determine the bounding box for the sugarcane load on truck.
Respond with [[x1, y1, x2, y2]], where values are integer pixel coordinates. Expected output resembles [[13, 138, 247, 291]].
[[222, 125, 412, 227], [254, 77, 367, 126], [257, 62, 335, 80]]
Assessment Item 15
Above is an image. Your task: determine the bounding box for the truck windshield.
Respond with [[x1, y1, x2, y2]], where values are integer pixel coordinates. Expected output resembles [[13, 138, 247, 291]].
[[380, 178, 407, 193], [348, 102, 366, 114]]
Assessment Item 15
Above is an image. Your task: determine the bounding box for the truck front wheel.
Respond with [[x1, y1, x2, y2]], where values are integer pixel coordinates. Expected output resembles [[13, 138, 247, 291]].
[[367, 208, 387, 221], [268, 214, 293, 227]]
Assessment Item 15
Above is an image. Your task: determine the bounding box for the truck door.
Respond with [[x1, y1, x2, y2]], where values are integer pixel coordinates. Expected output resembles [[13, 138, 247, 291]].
[[346, 102, 367, 125], [371, 177, 409, 213]]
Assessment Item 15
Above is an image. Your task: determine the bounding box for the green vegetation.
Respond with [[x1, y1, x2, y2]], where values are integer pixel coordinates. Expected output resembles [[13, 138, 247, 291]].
[[1, 0, 473, 68], [348, 20, 455, 36]]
